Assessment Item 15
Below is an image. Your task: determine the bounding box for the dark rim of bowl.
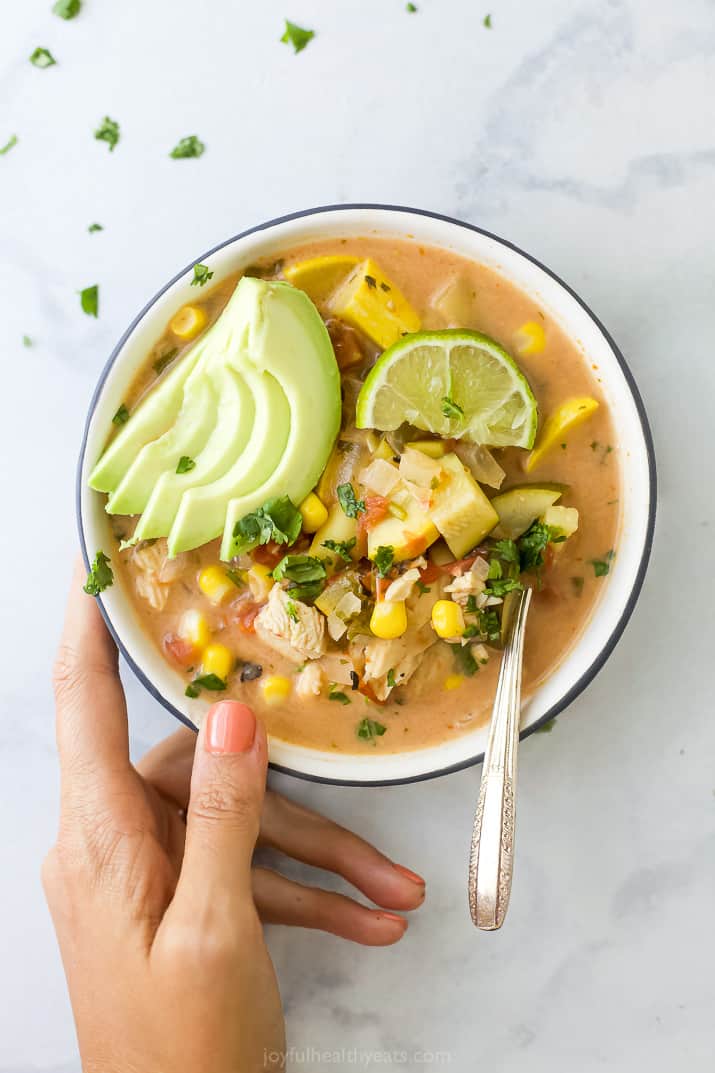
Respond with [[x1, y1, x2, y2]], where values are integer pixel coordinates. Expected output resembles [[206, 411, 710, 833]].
[[76, 203, 657, 788]]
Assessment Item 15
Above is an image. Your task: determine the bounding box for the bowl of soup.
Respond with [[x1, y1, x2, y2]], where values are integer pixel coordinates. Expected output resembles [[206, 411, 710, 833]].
[[77, 205, 655, 785]]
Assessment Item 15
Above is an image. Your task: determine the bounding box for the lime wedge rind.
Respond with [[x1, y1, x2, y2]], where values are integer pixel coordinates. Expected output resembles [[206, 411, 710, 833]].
[[356, 329, 538, 450]]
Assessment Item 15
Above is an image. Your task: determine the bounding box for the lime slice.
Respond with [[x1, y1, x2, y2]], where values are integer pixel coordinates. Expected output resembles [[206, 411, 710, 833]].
[[355, 329, 538, 449]]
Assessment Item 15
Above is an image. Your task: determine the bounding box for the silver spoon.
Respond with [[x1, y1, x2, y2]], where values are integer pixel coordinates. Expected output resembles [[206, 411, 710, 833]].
[[468, 585, 532, 930]]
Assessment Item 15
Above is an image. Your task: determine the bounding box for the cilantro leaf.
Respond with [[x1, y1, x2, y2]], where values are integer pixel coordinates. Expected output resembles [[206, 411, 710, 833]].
[[591, 553, 614, 577], [441, 396, 464, 419], [357, 717, 386, 741], [329, 690, 351, 705], [478, 609, 500, 642], [176, 455, 195, 474], [153, 348, 178, 375], [225, 568, 245, 589], [273, 555, 327, 586], [492, 538, 519, 563], [22, 335, 32, 347], [374, 545, 395, 578], [483, 14, 492, 28], [386, 669, 396, 688], [53, 0, 80, 17], [112, 403, 129, 426], [191, 263, 213, 287], [185, 673, 227, 698], [88, 222, 103, 233], [517, 521, 555, 572], [94, 116, 119, 152], [170, 135, 205, 159], [79, 284, 98, 317], [406, 2, 418, 10], [231, 496, 302, 555], [83, 551, 113, 596], [534, 717, 557, 734], [337, 482, 365, 518], [281, 19, 315, 53], [30, 48, 57, 68], [321, 537, 356, 562], [485, 577, 524, 597], [0, 135, 18, 155], [286, 600, 299, 623], [453, 643, 479, 677], [570, 576, 585, 596]]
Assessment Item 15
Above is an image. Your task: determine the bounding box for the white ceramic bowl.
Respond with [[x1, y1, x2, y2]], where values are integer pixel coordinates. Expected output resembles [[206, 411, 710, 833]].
[[77, 205, 656, 786]]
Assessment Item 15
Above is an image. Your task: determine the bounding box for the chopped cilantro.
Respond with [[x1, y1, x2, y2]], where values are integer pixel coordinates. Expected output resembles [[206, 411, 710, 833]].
[[441, 396, 464, 419], [153, 348, 178, 375], [329, 690, 351, 705], [83, 551, 113, 596], [185, 673, 227, 697], [170, 135, 205, 159], [281, 19, 315, 53], [486, 577, 523, 597], [570, 576, 585, 596], [483, 13, 492, 28], [337, 482, 365, 518], [0, 135, 18, 155], [374, 545, 395, 578], [487, 558, 503, 580], [364, 274, 377, 289], [112, 403, 129, 425], [357, 717, 386, 741], [416, 580, 431, 595], [387, 669, 396, 688], [191, 263, 213, 287], [176, 455, 195, 474], [22, 335, 32, 347], [94, 116, 120, 152], [478, 609, 501, 642], [406, 2, 418, 10], [79, 284, 98, 317], [591, 552, 614, 578], [453, 643, 479, 677], [53, 0, 80, 17], [231, 495, 302, 555], [518, 521, 555, 572], [88, 222, 103, 233], [273, 554, 327, 586], [492, 539, 520, 563], [321, 537, 356, 562], [30, 48, 57, 68], [534, 717, 557, 734], [286, 600, 299, 623], [225, 568, 244, 588]]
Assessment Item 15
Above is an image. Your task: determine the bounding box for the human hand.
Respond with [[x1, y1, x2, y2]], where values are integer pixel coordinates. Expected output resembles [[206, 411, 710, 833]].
[[44, 564, 424, 1071]]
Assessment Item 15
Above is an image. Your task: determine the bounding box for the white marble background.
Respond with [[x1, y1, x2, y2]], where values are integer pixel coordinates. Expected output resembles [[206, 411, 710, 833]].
[[1, 0, 714, 1069]]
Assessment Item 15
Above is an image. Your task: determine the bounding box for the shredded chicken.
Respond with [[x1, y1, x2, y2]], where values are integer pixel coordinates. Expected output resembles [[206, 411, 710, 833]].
[[255, 584, 326, 662], [135, 571, 169, 611], [362, 624, 436, 700], [444, 558, 490, 605], [130, 539, 180, 611], [295, 662, 324, 698], [384, 568, 420, 603]]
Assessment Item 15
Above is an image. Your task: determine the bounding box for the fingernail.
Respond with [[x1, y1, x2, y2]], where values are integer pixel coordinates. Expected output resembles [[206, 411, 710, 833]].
[[205, 701, 256, 755], [375, 912, 408, 927], [392, 862, 425, 886]]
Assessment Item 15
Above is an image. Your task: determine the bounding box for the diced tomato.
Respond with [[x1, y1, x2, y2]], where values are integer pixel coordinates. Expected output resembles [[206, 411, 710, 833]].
[[418, 562, 442, 585], [357, 681, 386, 705], [357, 495, 390, 535], [443, 554, 478, 577], [251, 541, 285, 568], [235, 602, 262, 633], [163, 633, 196, 667]]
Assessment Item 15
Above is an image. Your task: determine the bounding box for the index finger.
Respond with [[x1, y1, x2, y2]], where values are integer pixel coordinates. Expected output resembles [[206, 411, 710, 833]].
[[53, 558, 132, 806]]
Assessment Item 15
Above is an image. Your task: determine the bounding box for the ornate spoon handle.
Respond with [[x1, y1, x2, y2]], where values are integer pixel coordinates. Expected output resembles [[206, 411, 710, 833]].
[[468, 586, 532, 930]]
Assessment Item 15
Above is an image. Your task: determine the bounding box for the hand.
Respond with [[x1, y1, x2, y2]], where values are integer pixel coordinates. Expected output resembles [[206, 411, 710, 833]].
[[44, 564, 425, 1072]]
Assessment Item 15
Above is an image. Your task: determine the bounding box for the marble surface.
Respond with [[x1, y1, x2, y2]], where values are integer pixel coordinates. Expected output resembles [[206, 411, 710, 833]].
[[1, 0, 713, 1069]]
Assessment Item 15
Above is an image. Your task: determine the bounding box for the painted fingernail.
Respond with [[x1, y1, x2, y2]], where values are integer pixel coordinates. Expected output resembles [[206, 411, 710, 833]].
[[205, 701, 256, 755], [375, 912, 408, 926], [393, 862, 425, 886]]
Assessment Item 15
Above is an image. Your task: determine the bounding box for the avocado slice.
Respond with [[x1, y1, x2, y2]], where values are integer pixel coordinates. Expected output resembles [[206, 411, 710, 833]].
[[168, 367, 291, 556], [132, 366, 254, 544], [220, 279, 341, 559], [106, 371, 217, 516]]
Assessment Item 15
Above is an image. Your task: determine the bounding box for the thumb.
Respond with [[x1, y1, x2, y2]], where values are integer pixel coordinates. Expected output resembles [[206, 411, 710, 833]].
[[175, 701, 267, 914]]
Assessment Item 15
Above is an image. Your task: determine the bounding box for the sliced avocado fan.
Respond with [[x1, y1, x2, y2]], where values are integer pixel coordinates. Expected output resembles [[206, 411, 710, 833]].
[[89, 277, 342, 559]]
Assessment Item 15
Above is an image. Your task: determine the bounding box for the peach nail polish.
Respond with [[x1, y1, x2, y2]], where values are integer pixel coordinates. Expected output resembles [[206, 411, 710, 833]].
[[393, 862, 425, 886], [205, 701, 256, 755]]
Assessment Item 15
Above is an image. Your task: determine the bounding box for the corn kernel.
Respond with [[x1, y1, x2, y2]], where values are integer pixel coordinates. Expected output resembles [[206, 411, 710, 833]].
[[170, 304, 208, 341], [431, 599, 465, 639], [299, 492, 329, 534], [260, 675, 292, 705], [247, 563, 273, 602], [202, 643, 233, 681], [178, 609, 210, 649], [370, 599, 408, 640], [198, 565, 235, 605], [514, 320, 546, 356], [444, 674, 464, 691]]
